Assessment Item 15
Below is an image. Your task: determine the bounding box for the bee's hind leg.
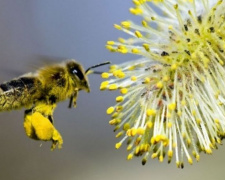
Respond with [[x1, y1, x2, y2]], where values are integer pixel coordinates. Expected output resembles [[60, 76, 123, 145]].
[[23, 108, 63, 150]]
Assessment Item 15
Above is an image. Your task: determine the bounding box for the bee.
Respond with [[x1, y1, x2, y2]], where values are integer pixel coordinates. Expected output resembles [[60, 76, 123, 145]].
[[0, 60, 110, 150]]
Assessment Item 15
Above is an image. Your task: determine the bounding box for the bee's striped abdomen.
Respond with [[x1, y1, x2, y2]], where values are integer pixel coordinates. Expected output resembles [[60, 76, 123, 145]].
[[0, 77, 42, 111]]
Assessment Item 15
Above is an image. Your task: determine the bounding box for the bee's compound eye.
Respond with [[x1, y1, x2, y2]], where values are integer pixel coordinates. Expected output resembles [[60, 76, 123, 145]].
[[71, 68, 84, 80]]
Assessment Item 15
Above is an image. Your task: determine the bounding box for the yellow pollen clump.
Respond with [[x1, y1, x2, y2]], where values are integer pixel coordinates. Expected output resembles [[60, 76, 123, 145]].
[[120, 88, 128, 94], [109, 84, 118, 90], [106, 107, 115, 115], [135, 31, 143, 38], [115, 142, 122, 149], [146, 109, 156, 116], [101, 72, 110, 79]]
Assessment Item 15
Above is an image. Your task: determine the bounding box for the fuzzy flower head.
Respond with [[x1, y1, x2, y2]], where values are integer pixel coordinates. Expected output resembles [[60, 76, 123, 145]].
[[101, 0, 225, 168]]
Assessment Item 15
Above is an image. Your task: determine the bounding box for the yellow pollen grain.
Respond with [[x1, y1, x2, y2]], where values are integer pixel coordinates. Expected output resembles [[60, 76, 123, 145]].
[[106, 107, 115, 115], [115, 142, 122, 149], [108, 84, 118, 90], [131, 76, 137, 81], [101, 72, 110, 79], [135, 31, 143, 38], [146, 109, 156, 116], [120, 88, 128, 94], [156, 81, 163, 88]]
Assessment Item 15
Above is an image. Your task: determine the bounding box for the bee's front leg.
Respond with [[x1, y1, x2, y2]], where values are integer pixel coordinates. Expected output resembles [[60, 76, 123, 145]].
[[23, 107, 63, 150], [68, 90, 78, 108]]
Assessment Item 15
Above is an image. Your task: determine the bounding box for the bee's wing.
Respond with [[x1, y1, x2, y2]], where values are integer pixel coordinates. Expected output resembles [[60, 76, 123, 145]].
[[0, 74, 43, 111]]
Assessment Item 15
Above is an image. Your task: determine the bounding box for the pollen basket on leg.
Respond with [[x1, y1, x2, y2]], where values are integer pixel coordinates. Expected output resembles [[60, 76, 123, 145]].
[[102, 0, 225, 167]]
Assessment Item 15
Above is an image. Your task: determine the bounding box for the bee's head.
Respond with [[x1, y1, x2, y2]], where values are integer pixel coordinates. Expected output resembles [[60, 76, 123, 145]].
[[66, 60, 90, 93]]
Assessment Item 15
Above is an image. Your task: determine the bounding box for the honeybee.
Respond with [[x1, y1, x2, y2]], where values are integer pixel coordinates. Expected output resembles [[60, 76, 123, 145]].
[[0, 60, 109, 150]]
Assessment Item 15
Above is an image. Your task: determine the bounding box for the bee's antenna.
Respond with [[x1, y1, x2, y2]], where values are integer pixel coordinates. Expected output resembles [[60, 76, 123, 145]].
[[85, 61, 111, 74]]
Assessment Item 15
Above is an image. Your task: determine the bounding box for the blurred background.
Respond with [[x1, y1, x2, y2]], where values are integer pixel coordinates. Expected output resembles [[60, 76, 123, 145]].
[[0, 0, 225, 180]]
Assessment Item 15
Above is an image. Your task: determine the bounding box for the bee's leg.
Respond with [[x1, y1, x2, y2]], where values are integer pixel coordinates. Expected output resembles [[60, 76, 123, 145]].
[[68, 90, 78, 108], [23, 108, 63, 150]]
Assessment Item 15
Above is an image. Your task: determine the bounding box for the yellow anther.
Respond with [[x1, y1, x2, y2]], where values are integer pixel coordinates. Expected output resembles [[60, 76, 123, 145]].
[[101, 72, 110, 79], [118, 37, 125, 43], [135, 146, 140, 154], [146, 121, 153, 129], [127, 144, 132, 151], [168, 25, 173, 30], [109, 65, 117, 70], [171, 64, 178, 70], [115, 142, 122, 149], [214, 119, 220, 124], [143, 43, 150, 51], [131, 128, 137, 136], [106, 41, 115, 45], [159, 155, 164, 162], [142, 20, 148, 27], [116, 96, 124, 103], [156, 81, 163, 88], [135, 31, 143, 38], [137, 127, 145, 135], [106, 107, 115, 115], [114, 24, 122, 30], [163, 75, 169, 82], [116, 131, 124, 138], [123, 123, 130, 131], [131, 48, 140, 54], [100, 81, 109, 90], [168, 150, 173, 158], [109, 119, 117, 125], [116, 106, 123, 112], [121, 21, 131, 29], [108, 84, 118, 90], [127, 153, 133, 160], [168, 103, 176, 111], [120, 88, 128, 94], [151, 153, 158, 159], [146, 109, 156, 116], [129, 7, 143, 15], [132, 0, 140, 5], [167, 122, 172, 128], [131, 76, 137, 81], [150, 137, 155, 144], [144, 77, 150, 84], [105, 45, 115, 51], [181, 100, 186, 106], [111, 112, 118, 118], [188, 157, 193, 165], [206, 149, 212, 154]]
